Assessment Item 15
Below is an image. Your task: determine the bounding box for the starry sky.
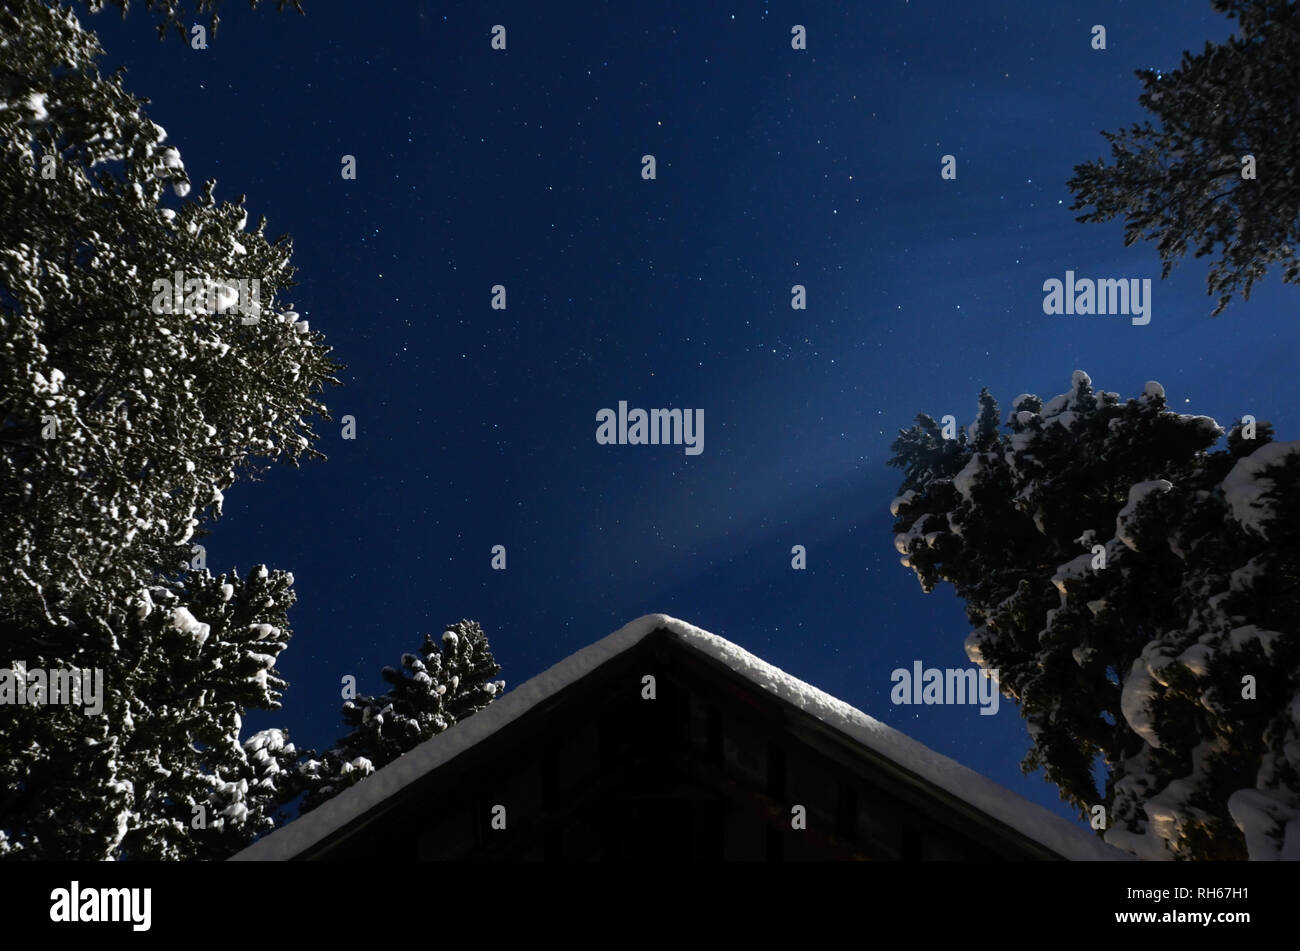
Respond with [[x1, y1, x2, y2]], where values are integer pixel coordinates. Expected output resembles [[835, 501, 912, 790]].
[[88, 0, 1296, 830]]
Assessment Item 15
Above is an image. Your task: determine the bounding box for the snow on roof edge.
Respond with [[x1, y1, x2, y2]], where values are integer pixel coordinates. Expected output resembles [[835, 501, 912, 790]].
[[230, 613, 678, 860], [672, 620, 1129, 861], [231, 614, 1128, 861]]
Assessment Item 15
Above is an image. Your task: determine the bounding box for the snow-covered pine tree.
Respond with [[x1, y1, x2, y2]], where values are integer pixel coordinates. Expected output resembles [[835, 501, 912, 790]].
[[888, 371, 1299, 860], [1068, 0, 1300, 315], [0, 0, 338, 858], [81, 0, 304, 43], [297, 620, 504, 814]]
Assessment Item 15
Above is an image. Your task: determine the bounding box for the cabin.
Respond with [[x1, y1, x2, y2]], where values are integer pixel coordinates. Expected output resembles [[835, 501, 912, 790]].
[[232, 615, 1128, 861]]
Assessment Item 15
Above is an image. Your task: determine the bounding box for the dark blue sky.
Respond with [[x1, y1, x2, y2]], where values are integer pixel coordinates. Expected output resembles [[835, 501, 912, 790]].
[[91, 0, 1296, 829]]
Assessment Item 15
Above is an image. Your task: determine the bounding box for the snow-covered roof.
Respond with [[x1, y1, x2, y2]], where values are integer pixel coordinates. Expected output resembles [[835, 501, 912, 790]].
[[232, 614, 1129, 861]]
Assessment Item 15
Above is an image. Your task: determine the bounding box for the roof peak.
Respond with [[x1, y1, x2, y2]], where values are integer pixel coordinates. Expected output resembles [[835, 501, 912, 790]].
[[232, 614, 1128, 861]]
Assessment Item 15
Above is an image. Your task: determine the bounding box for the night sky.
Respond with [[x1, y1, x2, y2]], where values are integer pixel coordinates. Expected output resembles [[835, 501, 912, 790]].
[[89, 0, 1297, 830]]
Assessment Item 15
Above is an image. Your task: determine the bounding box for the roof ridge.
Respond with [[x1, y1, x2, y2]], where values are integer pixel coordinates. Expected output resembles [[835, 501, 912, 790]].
[[231, 614, 1129, 861]]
